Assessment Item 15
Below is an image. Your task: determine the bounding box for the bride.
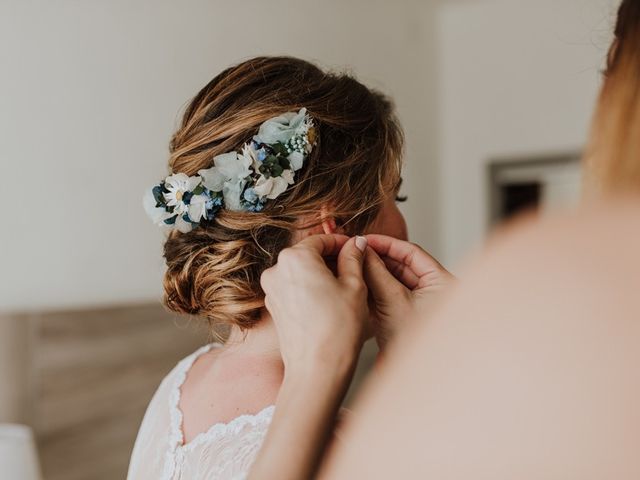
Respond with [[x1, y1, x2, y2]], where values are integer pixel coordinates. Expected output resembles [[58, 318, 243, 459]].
[[127, 55, 410, 480]]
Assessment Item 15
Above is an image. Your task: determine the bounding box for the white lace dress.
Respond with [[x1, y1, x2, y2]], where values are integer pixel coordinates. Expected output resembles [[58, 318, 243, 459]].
[[127, 344, 275, 480]]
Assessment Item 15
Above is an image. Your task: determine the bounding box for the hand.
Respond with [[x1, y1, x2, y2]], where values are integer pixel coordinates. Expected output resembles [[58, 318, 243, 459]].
[[364, 234, 455, 350], [261, 235, 370, 377]]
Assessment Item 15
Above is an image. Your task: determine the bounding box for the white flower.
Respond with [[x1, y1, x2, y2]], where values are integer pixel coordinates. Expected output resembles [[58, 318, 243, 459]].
[[163, 173, 201, 215], [241, 143, 262, 171], [215, 152, 252, 180], [199, 151, 253, 192], [254, 108, 310, 145], [223, 179, 247, 211], [199, 152, 254, 210], [287, 151, 305, 171], [143, 188, 172, 226], [281, 169, 295, 185], [174, 214, 194, 233], [253, 170, 295, 200], [253, 176, 271, 198], [187, 193, 209, 223], [199, 167, 226, 192]]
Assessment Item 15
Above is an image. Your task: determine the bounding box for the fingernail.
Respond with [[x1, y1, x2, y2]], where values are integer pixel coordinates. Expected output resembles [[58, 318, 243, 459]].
[[355, 235, 367, 252]]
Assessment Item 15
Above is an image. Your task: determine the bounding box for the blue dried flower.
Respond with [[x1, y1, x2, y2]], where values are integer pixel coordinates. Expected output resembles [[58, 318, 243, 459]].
[[243, 187, 259, 203]]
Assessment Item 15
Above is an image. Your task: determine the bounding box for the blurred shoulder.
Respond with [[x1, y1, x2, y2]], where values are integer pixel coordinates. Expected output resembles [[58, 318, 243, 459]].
[[324, 197, 640, 479], [467, 195, 640, 299]]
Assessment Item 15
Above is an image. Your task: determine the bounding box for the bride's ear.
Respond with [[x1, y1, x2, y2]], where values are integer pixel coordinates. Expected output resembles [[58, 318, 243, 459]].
[[297, 205, 344, 239], [320, 205, 344, 235], [322, 216, 338, 234]]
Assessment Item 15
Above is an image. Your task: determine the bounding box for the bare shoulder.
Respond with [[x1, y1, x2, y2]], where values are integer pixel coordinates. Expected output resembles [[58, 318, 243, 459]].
[[470, 196, 640, 309], [179, 346, 283, 443], [492, 195, 640, 258]]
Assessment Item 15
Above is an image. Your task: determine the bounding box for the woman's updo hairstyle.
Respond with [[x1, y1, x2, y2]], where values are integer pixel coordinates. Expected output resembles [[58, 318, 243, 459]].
[[163, 56, 404, 330]]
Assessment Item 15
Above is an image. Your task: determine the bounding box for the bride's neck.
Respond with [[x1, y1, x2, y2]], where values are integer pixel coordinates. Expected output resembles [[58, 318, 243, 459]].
[[224, 309, 281, 361]]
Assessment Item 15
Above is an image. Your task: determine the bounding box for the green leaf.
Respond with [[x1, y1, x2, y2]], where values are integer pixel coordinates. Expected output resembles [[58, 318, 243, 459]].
[[271, 164, 283, 177], [279, 157, 291, 170], [271, 142, 289, 156], [152, 185, 165, 204]]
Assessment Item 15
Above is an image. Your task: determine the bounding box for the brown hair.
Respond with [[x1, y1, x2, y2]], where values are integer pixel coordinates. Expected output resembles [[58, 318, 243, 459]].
[[584, 0, 640, 194], [162, 56, 404, 330]]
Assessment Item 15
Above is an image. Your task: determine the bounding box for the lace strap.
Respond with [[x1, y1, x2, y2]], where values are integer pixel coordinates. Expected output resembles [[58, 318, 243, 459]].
[[181, 404, 275, 453], [163, 343, 219, 480], [161, 342, 276, 480]]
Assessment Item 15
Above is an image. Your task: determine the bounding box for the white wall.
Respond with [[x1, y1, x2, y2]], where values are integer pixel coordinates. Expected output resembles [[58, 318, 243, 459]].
[[0, 0, 440, 311], [436, 0, 618, 266], [3, 0, 619, 308]]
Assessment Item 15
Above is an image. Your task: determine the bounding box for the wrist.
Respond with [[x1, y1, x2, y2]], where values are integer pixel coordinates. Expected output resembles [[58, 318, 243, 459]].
[[374, 303, 419, 350], [283, 341, 361, 386], [280, 358, 357, 417]]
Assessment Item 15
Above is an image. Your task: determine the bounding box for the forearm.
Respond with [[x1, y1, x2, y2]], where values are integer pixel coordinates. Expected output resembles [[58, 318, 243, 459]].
[[248, 354, 359, 480]]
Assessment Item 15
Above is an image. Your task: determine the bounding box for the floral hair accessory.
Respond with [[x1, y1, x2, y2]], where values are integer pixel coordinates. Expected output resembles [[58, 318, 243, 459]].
[[144, 108, 316, 233]]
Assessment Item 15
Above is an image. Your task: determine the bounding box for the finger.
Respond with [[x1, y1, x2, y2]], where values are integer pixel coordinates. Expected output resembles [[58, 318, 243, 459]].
[[337, 236, 367, 286], [379, 254, 421, 290], [365, 234, 447, 287], [260, 265, 275, 295], [263, 293, 273, 315], [294, 234, 350, 259], [263, 294, 283, 326], [274, 234, 349, 281], [364, 247, 408, 299]]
